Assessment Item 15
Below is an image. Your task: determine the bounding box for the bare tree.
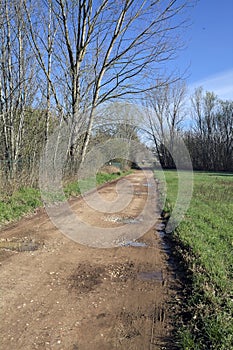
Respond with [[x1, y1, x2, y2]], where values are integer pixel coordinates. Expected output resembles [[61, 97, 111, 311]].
[[0, 0, 38, 181], [217, 100, 233, 171], [188, 88, 233, 171], [143, 80, 186, 167], [23, 0, 191, 167], [191, 87, 218, 169]]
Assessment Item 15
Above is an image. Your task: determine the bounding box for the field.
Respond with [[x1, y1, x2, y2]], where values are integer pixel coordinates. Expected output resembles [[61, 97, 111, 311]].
[[157, 170, 233, 349]]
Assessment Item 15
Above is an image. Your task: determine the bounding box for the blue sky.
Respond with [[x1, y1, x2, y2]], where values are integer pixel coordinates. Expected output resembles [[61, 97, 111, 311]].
[[178, 0, 233, 100]]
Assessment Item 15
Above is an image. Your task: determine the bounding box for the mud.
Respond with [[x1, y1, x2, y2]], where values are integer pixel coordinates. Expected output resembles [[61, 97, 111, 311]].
[[0, 170, 179, 350]]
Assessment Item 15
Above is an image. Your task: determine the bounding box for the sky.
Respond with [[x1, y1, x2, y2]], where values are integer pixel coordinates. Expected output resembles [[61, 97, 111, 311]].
[[176, 0, 233, 100]]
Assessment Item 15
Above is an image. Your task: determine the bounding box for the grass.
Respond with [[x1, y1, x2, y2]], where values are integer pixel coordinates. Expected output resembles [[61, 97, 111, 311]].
[[64, 171, 124, 197], [0, 187, 42, 223], [155, 170, 233, 350], [0, 170, 129, 226]]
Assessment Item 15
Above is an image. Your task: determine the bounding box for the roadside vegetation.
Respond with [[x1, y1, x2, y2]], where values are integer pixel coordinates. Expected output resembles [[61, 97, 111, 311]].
[[0, 170, 128, 227], [157, 170, 233, 349]]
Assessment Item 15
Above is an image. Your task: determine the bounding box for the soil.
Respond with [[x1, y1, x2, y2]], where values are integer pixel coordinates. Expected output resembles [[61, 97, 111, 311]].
[[0, 170, 180, 350]]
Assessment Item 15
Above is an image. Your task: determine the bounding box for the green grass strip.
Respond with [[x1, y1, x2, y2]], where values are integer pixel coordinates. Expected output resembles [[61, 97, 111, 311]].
[[155, 170, 233, 350], [0, 171, 129, 226]]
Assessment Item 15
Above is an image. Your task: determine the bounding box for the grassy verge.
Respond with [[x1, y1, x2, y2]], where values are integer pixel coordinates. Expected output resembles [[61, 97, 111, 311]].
[[0, 171, 129, 226], [155, 170, 233, 350], [64, 171, 125, 197]]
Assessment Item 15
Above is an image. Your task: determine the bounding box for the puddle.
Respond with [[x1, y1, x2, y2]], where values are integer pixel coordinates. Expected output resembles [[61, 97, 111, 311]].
[[120, 218, 142, 224], [156, 221, 171, 251], [104, 216, 143, 224], [158, 231, 165, 239], [142, 183, 153, 187], [121, 241, 147, 247], [156, 223, 165, 231], [161, 241, 171, 253], [138, 271, 163, 282], [0, 240, 41, 252], [104, 215, 121, 223]]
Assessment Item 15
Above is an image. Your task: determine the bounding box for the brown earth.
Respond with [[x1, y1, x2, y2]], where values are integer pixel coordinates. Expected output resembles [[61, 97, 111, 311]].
[[0, 170, 180, 350]]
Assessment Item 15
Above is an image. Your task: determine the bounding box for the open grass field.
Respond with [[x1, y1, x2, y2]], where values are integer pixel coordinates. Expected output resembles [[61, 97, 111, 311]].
[[157, 170, 233, 349]]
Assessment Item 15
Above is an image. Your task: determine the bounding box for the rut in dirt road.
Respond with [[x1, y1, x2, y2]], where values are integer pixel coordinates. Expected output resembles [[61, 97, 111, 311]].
[[0, 170, 179, 350]]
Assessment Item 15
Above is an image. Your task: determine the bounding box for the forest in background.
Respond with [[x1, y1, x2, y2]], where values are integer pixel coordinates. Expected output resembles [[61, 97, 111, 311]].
[[0, 0, 232, 194]]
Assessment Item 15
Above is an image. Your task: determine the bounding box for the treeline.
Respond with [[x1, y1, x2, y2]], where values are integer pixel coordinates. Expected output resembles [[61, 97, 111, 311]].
[[184, 88, 233, 171], [144, 84, 233, 172]]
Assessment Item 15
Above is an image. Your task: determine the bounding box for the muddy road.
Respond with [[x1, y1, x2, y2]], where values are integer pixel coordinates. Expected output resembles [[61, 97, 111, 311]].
[[0, 170, 179, 350]]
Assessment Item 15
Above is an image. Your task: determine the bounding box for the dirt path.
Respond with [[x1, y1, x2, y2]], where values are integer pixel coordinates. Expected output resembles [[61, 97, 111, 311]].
[[0, 170, 178, 350]]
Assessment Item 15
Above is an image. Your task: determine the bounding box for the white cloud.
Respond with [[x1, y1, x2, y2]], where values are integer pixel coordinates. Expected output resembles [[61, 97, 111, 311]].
[[188, 69, 233, 100]]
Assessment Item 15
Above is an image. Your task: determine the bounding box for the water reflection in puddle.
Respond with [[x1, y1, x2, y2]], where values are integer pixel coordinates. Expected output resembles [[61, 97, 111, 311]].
[[104, 216, 143, 224], [156, 223, 165, 231], [142, 183, 153, 187], [161, 241, 171, 253], [120, 218, 143, 224], [121, 241, 147, 247], [138, 271, 163, 282]]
